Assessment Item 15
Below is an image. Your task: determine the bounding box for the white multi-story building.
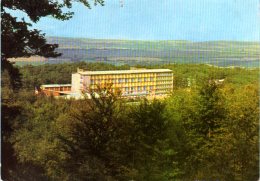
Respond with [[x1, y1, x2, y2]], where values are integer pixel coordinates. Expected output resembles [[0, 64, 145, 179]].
[[71, 68, 173, 97]]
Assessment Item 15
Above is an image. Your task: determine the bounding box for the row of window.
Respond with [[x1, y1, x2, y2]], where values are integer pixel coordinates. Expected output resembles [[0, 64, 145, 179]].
[[88, 73, 165, 79], [87, 75, 156, 80], [88, 88, 171, 95], [125, 86, 152, 91], [156, 77, 172, 80], [90, 86, 153, 91], [156, 85, 172, 87], [156, 86, 172, 90], [157, 73, 172, 77], [90, 77, 157, 84], [89, 86, 172, 92], [89, 77, 172, 83], [156, 81, 173, 85], [89, 84, 172, 89]]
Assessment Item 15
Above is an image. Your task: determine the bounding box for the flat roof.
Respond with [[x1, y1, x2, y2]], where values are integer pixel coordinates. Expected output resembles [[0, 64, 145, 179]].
[[41, 84, 71, 88], [77, 69, 173, 75]]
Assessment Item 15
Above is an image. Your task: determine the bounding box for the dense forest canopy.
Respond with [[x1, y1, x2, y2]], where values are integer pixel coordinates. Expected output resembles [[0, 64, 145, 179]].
[[2, 62, 259, 180]]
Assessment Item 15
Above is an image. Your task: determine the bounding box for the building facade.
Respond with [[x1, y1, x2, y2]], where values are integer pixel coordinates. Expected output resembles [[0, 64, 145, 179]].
[[39, 84, 71, 96], [71, 68, 173, 97]]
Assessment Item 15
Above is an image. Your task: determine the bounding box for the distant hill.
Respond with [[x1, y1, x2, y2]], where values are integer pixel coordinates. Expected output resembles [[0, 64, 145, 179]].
[[13, 37, 260, 67]]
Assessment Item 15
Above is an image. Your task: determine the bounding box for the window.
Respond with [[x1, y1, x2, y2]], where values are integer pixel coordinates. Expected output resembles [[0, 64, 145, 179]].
[[138, 86, 141, 91], [125, 87, 129, 91], [138, 78, 142, 82], [125, 78, 128, 83], [131, 78, 135, 82], [150, 77, 154, 81], [150, 86, 153, 90], [118, 78, 124, 83], [143, 86, 146, 90]]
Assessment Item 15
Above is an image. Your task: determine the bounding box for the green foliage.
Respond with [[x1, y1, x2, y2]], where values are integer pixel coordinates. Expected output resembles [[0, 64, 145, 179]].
[[127, 99, 178, 180], [2, 0, 104, 60], [1, 61, 24, 179], [55, 87, 127, 180], [216, 84, 259, 181], [4, 63, 259, 180], [10, 97, 70, 179], [165, 76, 259, 181], [18, 62, 130, 89], [195, 80, 225, 138], [186, 80, 226, 180], [1, 1, 104, 177]]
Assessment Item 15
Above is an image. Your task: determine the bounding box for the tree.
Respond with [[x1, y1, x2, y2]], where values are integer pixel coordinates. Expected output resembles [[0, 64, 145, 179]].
[[1, 0, 104, 89], [195, 80, 225, 138], [127, 99, 177, 180], [166, 78, 227, 180], [1, 69, 23, 180], [11, 86, 129, 180], [165, 89, 199, 179], [1, 62, 24, 179], [55, 87, 128, 180], [1, 1, 104, 179], [1, 0, 104, 61], [211, 84, 259, 181], [11, 96, 72, 180], [189, 79, 226, 180]]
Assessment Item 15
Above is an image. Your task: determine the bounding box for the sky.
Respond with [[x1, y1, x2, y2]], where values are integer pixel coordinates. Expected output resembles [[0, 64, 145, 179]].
[[10, 0, 260, 41]]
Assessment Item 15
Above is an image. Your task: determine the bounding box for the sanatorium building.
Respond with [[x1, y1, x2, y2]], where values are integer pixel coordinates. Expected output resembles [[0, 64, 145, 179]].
[[39, 68, 173, 99]]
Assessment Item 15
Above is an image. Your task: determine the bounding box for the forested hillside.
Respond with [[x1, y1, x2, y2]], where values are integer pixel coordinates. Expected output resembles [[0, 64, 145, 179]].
[[2, 62, 259, 180], [12, 37, 260, 68]]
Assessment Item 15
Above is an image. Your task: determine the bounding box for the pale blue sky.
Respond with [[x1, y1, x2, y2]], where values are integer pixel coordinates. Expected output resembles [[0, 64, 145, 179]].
[[10, 0, 260, 41]]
